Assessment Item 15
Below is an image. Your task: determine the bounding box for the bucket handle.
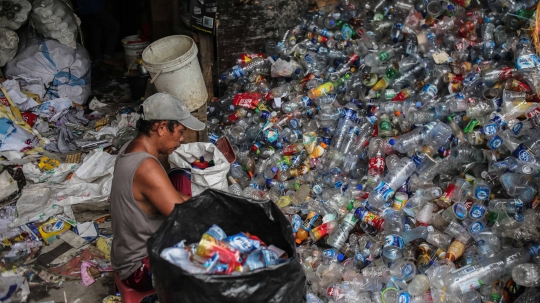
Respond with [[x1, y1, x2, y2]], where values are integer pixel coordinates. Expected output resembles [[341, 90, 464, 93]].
[[149, 70, 162, 84]]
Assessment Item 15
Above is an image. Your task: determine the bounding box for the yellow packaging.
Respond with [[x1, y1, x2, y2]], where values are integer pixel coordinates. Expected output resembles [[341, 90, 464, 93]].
[[38, 156, 60, 171], [38, 217, 71, 243], [309, 143, 327, 159]]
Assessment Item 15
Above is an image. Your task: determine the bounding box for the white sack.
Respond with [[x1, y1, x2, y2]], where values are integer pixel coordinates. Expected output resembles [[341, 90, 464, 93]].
[[169, 143, 230, 196], [0, 170, 18, 201], [0, 28, 18, 67], [5, 37, 91, 105], [31, 0, 80, 48]]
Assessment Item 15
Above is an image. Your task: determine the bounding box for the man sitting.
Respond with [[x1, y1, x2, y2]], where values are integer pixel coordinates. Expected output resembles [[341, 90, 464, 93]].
[[110, 93, 205, 291]]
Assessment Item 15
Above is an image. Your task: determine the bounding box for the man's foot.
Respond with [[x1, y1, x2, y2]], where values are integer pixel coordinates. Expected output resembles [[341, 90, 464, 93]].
[[103, 57, 125, 67]]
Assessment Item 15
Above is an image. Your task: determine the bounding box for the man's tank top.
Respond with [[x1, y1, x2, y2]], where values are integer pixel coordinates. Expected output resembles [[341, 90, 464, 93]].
[[110, 144, 165, 280]]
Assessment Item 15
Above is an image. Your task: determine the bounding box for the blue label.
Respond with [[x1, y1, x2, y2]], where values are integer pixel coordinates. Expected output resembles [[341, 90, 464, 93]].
[[291, 214, 302, 233], [422, 84, 438, 97], [512, 122, 524, 135], [402, 264, 414, 280], [397, 292, 412, 303], [470, 204, 487, 219], [487, 135, 503, 149], [453, 203, 467, 219], [209, 133, 219, 144], [516, 54, 538, 69], [469, 221, 485, 234], [355, 252, 366, 263], [375, 181, 394, 201], [232, 68, 244, 78], [384, 235, 404, 249], [512, 144, 536, 163], [342, 107, 357, 121], [481, 124, 498, 136], [321, 136, 332, 145], [323, 248, 339, 259], [411, 153, 423, 167], [393, 23, 403, 29], [490, 113, 507, 127], [334, 181, 343, 188]]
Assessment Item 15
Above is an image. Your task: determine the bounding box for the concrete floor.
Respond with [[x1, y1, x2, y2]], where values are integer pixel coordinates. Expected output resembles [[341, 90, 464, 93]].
[[27, 275, 114, 303]]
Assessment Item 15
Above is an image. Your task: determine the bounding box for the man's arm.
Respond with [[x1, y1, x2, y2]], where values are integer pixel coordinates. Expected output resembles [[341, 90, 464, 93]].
[[134, 158, 190, 216]]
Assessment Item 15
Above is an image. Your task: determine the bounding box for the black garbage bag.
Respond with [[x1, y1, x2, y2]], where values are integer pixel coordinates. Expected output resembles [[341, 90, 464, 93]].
[[148, 189, 307, 303]]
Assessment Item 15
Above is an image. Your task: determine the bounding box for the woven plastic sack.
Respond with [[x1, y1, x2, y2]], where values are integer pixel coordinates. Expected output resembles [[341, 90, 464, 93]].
[[0, 28, 18, 67], [5, 37, 90, 105], [31, 0, 80, 49], [169, 143, 230, 196], [0, 0, 31, 30]]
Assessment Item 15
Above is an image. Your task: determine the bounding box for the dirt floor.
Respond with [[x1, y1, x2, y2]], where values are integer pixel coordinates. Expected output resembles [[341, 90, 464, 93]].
[[27, 275, 114, 303]]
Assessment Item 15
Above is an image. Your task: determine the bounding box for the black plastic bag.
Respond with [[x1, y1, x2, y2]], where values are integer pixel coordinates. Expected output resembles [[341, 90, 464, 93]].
[[148, 189, 307, 303]]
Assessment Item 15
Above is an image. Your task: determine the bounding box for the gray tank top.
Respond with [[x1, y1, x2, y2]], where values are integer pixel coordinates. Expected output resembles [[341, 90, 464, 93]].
[[110, 144, 165, 280]]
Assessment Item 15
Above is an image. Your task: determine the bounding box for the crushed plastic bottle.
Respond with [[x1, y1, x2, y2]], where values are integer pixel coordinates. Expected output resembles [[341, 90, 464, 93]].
[[213, 0, 540, 301]]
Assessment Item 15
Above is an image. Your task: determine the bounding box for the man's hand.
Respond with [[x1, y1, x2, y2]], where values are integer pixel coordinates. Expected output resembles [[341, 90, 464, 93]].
[[133, 158, 190, 216]]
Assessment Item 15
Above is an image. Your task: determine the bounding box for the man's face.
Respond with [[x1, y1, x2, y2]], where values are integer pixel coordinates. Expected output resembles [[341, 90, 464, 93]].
[[157, 122, 185, 154]]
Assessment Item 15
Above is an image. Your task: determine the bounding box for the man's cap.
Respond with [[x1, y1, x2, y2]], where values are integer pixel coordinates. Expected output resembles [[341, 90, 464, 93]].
[[141, 93, 206, 131]]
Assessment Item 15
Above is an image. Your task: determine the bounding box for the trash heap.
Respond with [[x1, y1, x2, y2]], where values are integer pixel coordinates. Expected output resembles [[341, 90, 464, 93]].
[[210, 0, 540, 302], [0, 1, 142, 300]]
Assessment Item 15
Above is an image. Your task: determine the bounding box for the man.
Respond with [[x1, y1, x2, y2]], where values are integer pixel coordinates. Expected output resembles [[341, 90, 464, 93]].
[[110, 93, 205, 291]]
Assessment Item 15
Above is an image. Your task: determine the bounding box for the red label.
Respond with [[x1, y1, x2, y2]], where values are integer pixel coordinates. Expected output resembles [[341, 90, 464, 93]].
[[21, 112, 38, 127], [233, 93, 261, 109], [527, 107, 540, 119]]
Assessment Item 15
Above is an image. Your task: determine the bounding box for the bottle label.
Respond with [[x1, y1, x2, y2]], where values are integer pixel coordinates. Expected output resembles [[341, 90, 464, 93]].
[[313, 184, 323, 195], [411, 153, 423, 167], [379, 120, 392, 131], [384, 235, 404, 249], [342, 107, 358, 121], [469, 204, 487, 218], [354, 252, 366, 263], [512, 122, 523, 135], [453, 203, 467, 219], [487, 135, 502, 150], [323, 248, 338, 259], [516, 54, 538, 70], [342, 213, 358, 227], [469, 221, 485, 234], [374, 181, 394, 201], [490, 112, 507, 128], [512, 144, 536, 164], [397, 292, 412, 303], [334, 180, 343, 188], [209, 133, 219, 144], [422, 84, 438, 98], [473, 186, 490, 201], [481, 123, 498, 136], [232, 68, 244, 78], [368, 156, 385, 173], [459, 279, 484, 294], [379, 51, 390, 62], [401, 264, 414, 280]]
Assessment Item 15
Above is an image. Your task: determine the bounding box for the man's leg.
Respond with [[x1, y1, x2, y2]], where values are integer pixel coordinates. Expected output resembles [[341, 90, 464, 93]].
[[93, 9, 122, 66]]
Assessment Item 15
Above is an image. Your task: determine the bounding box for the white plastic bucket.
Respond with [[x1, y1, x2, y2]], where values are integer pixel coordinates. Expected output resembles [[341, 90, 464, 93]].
[[121, 35, 150, 70], [142, 35, 208, 112]]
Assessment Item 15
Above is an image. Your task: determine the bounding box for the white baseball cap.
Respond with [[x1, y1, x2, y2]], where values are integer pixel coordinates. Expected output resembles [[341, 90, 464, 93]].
[[141, 93, 206, 131]]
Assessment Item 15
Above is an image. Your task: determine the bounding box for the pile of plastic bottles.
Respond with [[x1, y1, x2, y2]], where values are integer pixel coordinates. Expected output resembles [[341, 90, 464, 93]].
[[160, 225, 289, 275], [209, 0, 540, 302]]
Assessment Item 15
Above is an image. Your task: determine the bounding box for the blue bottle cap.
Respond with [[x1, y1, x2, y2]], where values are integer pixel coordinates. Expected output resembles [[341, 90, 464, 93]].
[[393, 37, 399, 44], [357, 184, 363, 190], [415, 102, 422, 108], [337, 254, 345, 262], [271, 167, 278, 173], [388, 138, 395, 145], [266, 179, 273, 186], [329, 20, 336, 27]]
